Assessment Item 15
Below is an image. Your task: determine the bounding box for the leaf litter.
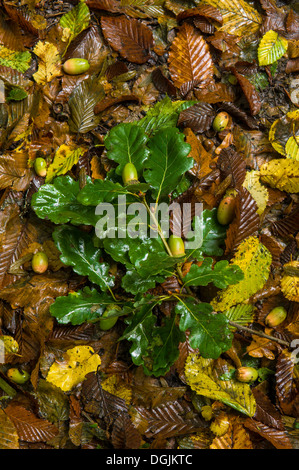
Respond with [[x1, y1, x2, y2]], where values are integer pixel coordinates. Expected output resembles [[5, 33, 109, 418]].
[[0, 0, 298, 451]]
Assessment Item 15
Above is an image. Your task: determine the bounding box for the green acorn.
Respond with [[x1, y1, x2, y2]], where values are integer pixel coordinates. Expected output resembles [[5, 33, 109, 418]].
[[63, 58, 90, 75], [265, 306, 287, 328], [31, 252, 48, 274], [99, 304, 121, 331], [217, 195, 236, 225], [34, 157, 47, 177], [168, 235, 185, 257], [122, 162, 139, 186], [7, 368, 30, 384], [236, 366, 259, 383], [212, 112, 230, 132]]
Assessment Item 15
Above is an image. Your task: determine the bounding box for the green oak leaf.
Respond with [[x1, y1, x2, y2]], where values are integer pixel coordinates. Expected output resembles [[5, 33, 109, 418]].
[[49, 287, 115, 325], [176, 300, 233, 359], [53, 225, 114, 292], [105, 122, 150, 176], [31, 175, 98, 225], [121, 296, 159, 367], [186, 208, 227, 259], [77, 179, 130, 206], [183, 258, 244, 290], [121, 268, 166, 295], [143, 127, 192, 201]]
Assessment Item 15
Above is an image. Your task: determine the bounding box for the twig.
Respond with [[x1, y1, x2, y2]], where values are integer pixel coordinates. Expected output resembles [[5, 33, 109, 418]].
[[228, 321, 290, 347]]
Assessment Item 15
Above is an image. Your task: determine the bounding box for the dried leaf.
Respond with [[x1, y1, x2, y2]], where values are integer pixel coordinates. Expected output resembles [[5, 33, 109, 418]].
[[4, 405, 58, 443], [32, 41, 62, 86], [177, 103, 215, 133], [242, 170, 268, 216], [168, 23, 213, 89], [0, 409, 19, 449], [101, 15, 153, 64], [260, 159, 299, 193]]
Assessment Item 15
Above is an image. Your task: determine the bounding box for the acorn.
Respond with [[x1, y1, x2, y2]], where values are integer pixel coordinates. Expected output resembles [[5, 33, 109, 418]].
[[212, 112, 230, 132], [63, 58, 90, 75], [7, 368, 30, 385], [217, 195, 236, 225], [122, 162, 139, 186], [99, 304, 121, 331], [168, 235, 185, 257], [34, 157, 47, 177], [31, 252, 48, 274], [265, 306, 287, 328], [235, 366, 259, 383]]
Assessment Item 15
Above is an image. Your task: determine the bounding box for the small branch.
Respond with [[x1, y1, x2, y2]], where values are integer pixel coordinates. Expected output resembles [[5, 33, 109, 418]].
[[228, 321, 290, 347]]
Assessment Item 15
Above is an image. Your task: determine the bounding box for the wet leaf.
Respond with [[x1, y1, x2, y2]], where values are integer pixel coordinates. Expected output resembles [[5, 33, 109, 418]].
[[168, 23, 213, 89], [46, 345, 101, 392], [258, 30, 288, 66]]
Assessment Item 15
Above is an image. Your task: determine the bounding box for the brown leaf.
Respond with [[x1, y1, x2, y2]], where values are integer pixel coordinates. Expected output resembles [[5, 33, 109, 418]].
[[233, 70, 261, 116], [4, 405, 58, 443], [177, 5, 223, 24], [0, 205, 38, 291], [168, 23, 214, 89], [217, 147, 246, 189], [260, 233, 284, 268], [111, 412, 142, 449], [0, 152, 33, 192], [271, 205, 299, 239], [219, 102, 259, 129], [151, 68, 177, 98], [101, 15, 153, 64], [0, 273, 69, 309], [135, 400, 203, 439], [275, 349, 298, 415], [244, 419, 292, 449], [225, 187, 260, 255], [194, 81, 235, 103], [177, 103, 215, 133], [86, 0, 121, 12]]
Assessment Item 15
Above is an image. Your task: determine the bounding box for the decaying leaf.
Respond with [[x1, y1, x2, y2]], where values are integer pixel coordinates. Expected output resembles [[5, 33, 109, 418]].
[[185, 354, 256, 417], [212, 236, 272, 311], [260, 159, 299, 193], [46, 345, 101, 392], [33, 41, 62, 85]]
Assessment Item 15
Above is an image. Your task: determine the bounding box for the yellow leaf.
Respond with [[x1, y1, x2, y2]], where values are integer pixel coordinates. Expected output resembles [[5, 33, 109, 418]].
[[45, 144, 86, 183], [211, 237, 272, 312], [101, 375, 132, 404], [33, 41, 62, 85], [281, 261, 299, 302], [260, 158, 299, 193], [269, 110, 299, 156], [185, 354, 256, 417], [0, 335, 19, 355], [243, 170, 268, 215], [202, 0, 262, 36], [285, 136, 299, 161], [258, 30, 288, 66], [46, 345, 101, 392]]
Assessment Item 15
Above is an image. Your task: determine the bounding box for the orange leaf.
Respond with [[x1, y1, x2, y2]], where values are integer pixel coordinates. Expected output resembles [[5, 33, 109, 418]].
[[168, 23, 213, 89]]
